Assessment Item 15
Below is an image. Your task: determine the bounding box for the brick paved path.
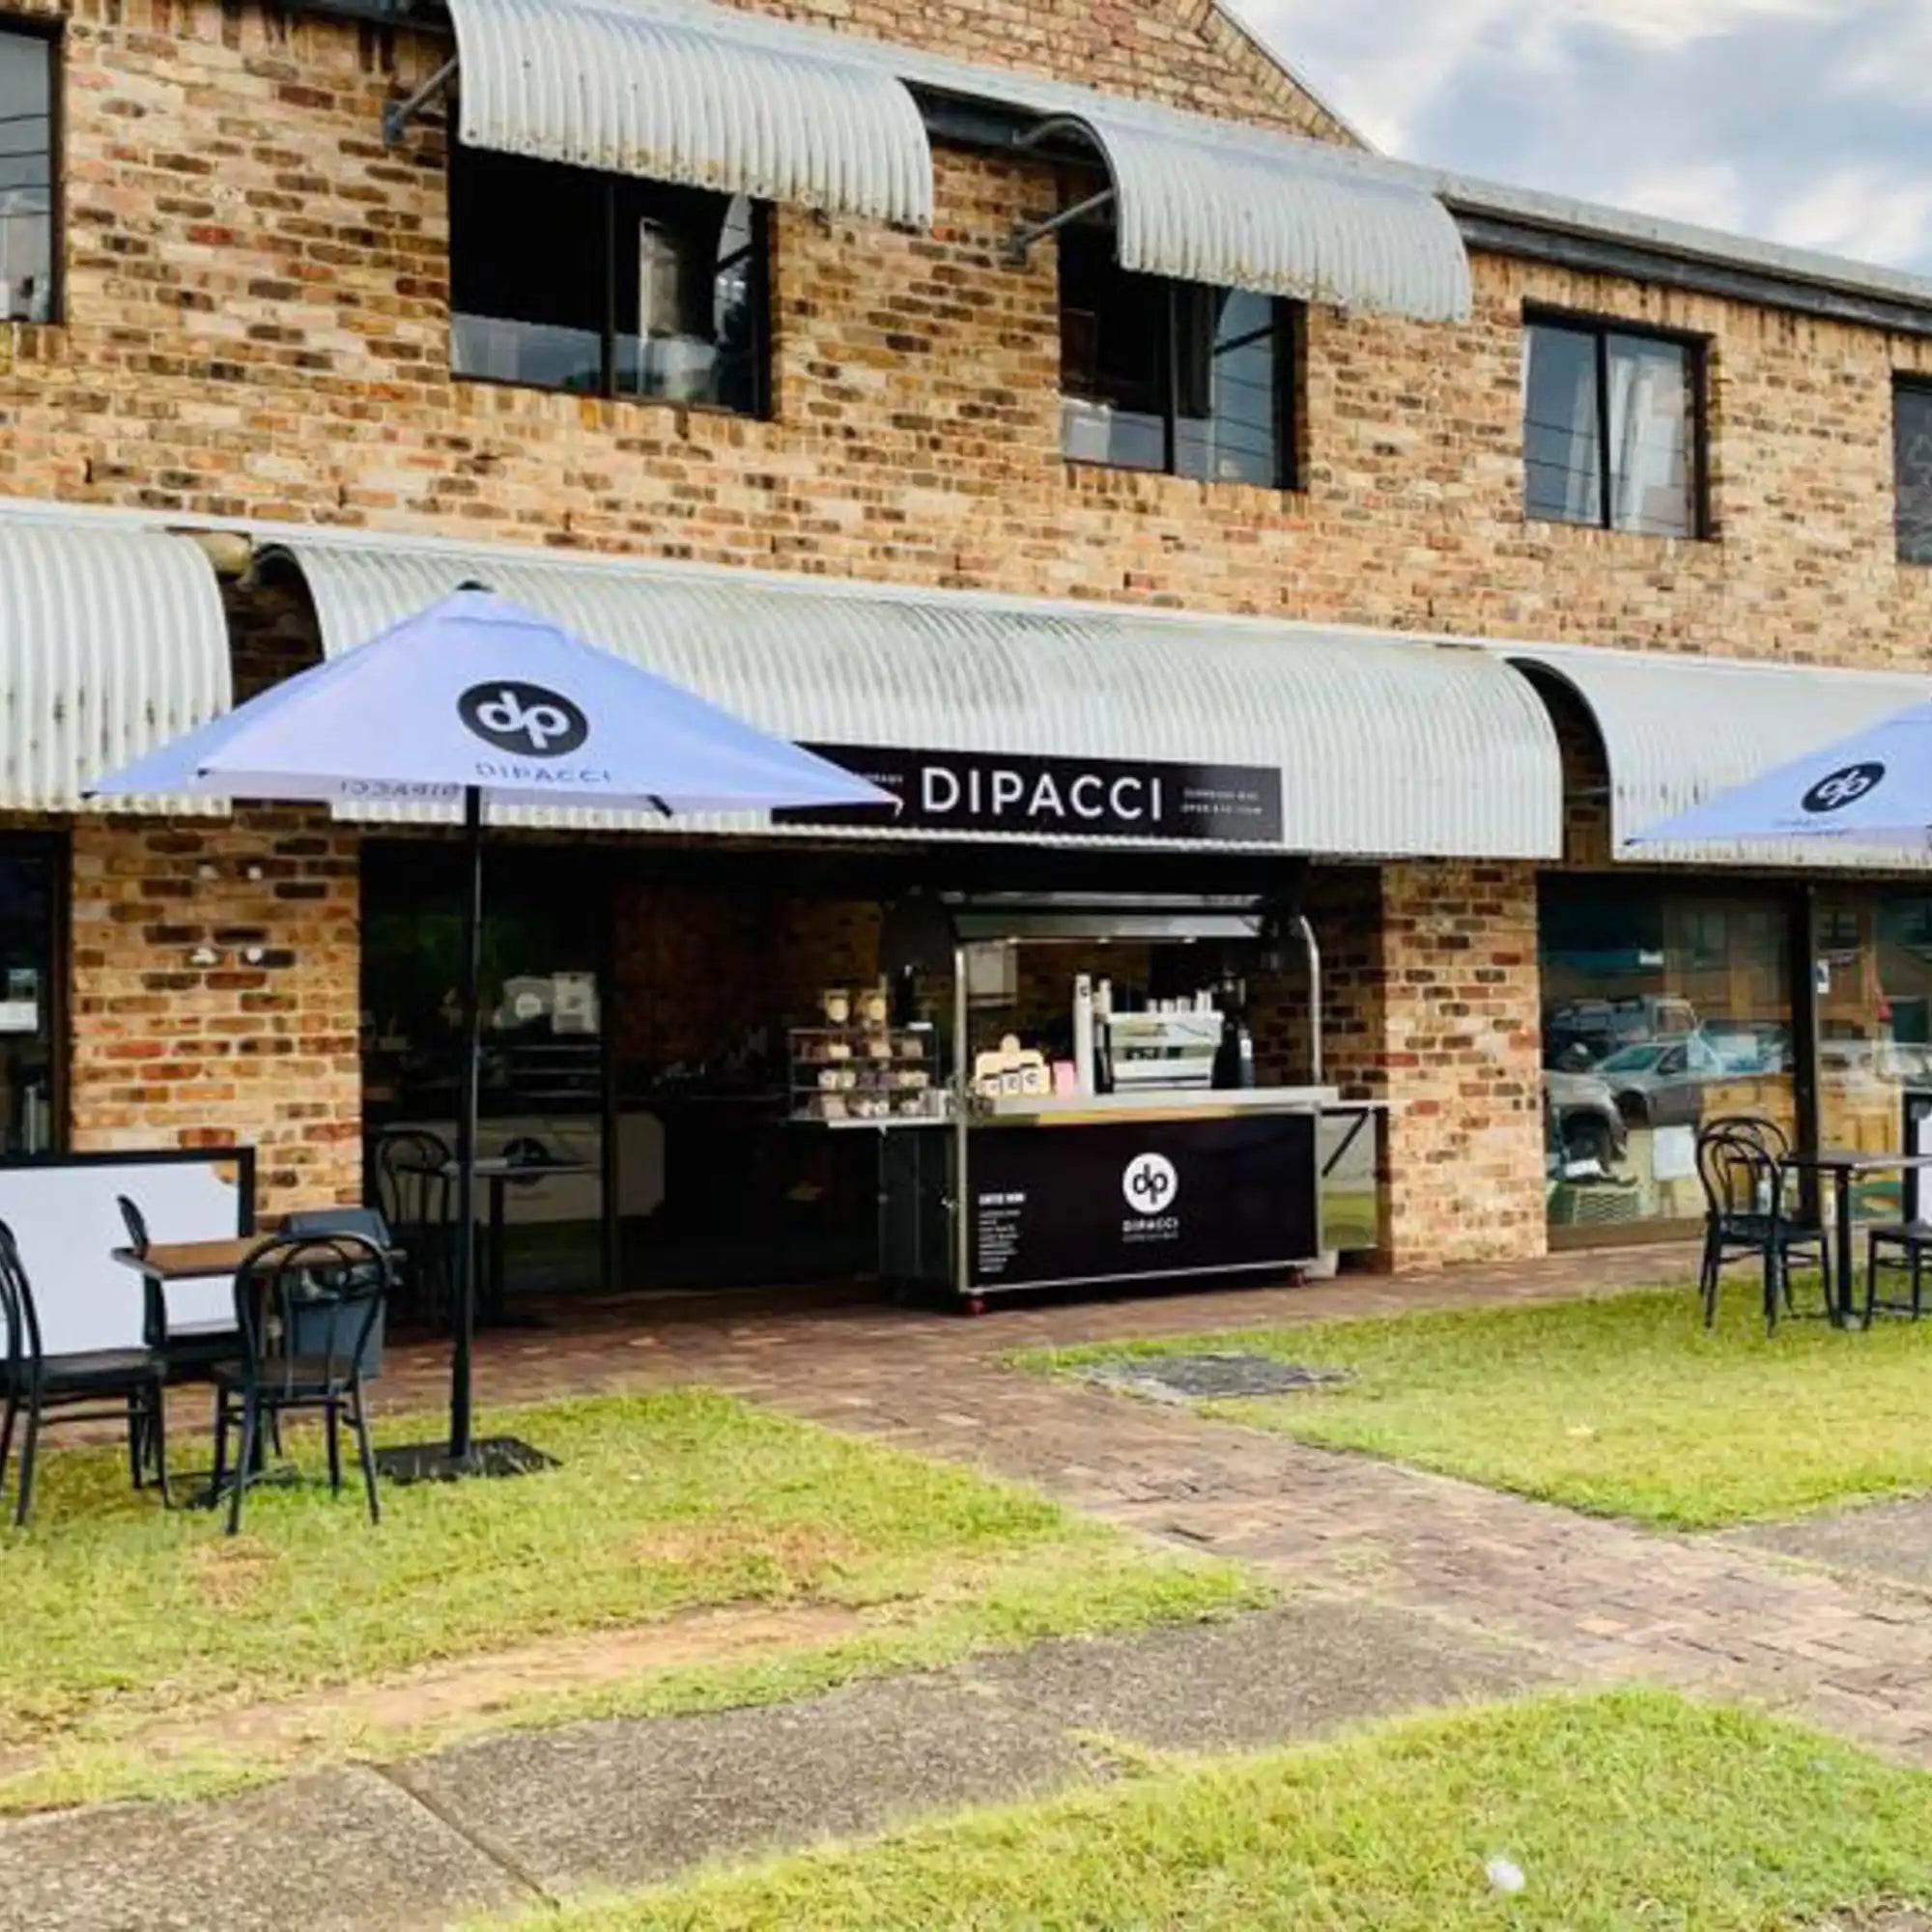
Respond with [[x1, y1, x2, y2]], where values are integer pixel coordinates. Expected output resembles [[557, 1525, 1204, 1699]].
[[171, 1245, 1932, 1763]]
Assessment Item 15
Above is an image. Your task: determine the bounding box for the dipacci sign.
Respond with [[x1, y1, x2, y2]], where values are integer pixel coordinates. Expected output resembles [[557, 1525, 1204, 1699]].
[[782, 746, 1284, 844]]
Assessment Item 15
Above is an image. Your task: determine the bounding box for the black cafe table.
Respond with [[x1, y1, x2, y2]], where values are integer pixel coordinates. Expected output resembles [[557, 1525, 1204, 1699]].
[[1779, 1148, 1932, 1326], [440, 1156, 593, 1324]]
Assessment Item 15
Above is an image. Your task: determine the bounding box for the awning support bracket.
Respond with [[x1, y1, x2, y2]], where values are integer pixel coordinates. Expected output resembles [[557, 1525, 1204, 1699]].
[[384, 56, 459, 149], [1003, 112, 1115, 266], [1005, 185, 1117, 266]]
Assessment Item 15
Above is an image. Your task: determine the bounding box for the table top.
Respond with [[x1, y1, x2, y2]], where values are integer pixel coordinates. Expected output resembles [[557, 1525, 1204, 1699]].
[[439, 1158, 595, 1181], [113, 1235, 397, 1284], [1781, 1148, 1932, 1175]]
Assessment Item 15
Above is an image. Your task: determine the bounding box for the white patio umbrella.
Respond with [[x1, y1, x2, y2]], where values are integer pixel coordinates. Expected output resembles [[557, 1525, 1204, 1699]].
[[90, 585, 894, 1476], [1627, 698, 1932, 851]]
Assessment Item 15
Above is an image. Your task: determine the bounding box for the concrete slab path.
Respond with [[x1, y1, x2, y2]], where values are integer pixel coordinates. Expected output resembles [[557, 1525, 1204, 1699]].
[[0, 1602, 1548, 1930]]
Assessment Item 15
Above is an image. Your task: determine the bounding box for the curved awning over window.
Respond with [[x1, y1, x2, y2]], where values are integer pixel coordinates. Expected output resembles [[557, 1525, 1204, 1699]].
[[1018, 104, 1471, 319], [435, 0, 1467, 320], [1500, 640, 1932, 870], [263, 534, 1557, 856], [446, 0, 933, 228], [0, 518, 231, 814]]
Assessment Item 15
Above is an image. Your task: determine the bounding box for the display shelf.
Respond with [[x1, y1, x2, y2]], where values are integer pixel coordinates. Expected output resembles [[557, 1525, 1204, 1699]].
[[788, 1022, 949, 1124]]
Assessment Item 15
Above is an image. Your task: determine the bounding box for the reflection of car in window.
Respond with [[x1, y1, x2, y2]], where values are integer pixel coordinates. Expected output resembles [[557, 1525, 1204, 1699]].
[[1543, 1066, 1628, 1169], [1599, 1035, 1724, 1127]]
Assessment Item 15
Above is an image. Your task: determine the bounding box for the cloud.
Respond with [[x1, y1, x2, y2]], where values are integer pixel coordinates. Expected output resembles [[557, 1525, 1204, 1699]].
[[1773, 165, 1932, 264], [1239, 0, 1932, 274]]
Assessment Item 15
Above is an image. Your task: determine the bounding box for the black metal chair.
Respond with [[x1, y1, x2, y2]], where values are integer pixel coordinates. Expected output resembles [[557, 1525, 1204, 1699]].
[[1864, 1222, 1932, 1322], [370, 1129, 452, 1327], [1701, 1115, 1791, 1159], [1695, 1125, 1831, 1332], [211, 1231, 389, 1535], [119, 1192, 245, 1381], [0, 1218, 168, 1526]]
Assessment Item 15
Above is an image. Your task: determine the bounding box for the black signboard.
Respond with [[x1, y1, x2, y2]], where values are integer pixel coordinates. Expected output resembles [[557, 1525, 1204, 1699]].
[[969, 1113, 1318, 1291], [781, 746, 1283, 844]]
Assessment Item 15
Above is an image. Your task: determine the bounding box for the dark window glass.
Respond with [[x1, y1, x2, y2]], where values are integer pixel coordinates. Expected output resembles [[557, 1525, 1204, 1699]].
[[1059, 225, 1292, 488], [449, 144, 767, 415], [0, 29, 54, 325], [0, 847, 59, 1152], [1524, 318, 1700, 537], [1893, 381, 1932, 565]]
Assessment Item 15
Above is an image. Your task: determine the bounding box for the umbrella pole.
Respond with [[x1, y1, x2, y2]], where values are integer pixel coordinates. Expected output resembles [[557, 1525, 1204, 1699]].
[[450, 783, 483, 1463]]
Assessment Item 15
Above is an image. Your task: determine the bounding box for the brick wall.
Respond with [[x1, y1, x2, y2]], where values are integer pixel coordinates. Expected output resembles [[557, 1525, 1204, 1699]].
[[19, 0, 1932, 1262], [1378, 864, 1545, 1269], [3, 0, 1925, 681], [706, 0, 1356, 140], [70, 810, 362, 1212]]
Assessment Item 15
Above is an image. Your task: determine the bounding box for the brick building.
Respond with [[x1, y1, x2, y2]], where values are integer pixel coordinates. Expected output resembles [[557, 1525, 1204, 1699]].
[[1, 0, 1931, 1294]]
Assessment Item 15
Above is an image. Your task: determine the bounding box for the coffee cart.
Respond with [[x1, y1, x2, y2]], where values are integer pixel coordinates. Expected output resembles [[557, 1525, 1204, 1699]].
[[871, 895, 1383, 1310]]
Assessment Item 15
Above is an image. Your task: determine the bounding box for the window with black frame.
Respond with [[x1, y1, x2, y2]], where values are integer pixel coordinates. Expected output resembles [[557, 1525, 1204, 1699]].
[[0, 27, 54, 326], [1893, 379, 1932, 565], [448, 144, 767, 415], [1058, 224, 1294, 489], [1523, 315, 1704, 538]]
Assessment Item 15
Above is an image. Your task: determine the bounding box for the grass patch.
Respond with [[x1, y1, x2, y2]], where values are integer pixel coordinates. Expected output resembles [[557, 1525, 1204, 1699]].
[[0, 1389, 1259, 1812], [480, 1689, 1932, 1931], [1023, 1287, 1932, 1529]]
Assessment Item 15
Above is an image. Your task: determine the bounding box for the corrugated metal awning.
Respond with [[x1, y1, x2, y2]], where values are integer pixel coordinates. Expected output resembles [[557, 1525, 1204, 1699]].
[[446, 0, 932, 227], [263, 534, 1558, 857], [1016, 102, 1470, 318], [438, 0, 1465, 320], [0, 519, 232, 814], [1500, 640, 1932, 870]]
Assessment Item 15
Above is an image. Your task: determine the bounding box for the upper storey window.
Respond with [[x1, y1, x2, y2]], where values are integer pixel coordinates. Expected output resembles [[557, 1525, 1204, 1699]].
[[449, 143, 768, 417], [1893, 379, 1932, 566], [1058, 223, 1297, 491], [0, 26, 55, 325], [1524, 314, 1706, 539]]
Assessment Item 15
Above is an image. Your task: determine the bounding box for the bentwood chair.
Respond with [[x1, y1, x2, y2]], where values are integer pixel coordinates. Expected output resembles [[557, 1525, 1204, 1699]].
[[1701, 1115, 1791, 1160], [0, 1219, 169, 1526], [370, 1129, 452, 1327], [1694, 1125, 1831, 1332], [211, 1232, 389, 1535]]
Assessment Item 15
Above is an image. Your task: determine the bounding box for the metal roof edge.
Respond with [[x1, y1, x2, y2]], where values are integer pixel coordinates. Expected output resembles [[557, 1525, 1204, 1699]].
[[1433, 170, 1932, 322]]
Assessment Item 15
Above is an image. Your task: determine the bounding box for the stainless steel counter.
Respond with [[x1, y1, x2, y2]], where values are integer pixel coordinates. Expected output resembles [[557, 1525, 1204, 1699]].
[[975, 1086, 1353, 1125]]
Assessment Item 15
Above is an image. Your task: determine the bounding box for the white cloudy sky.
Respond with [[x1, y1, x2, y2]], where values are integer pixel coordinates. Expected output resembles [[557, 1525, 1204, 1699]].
[[1241, 0, 1932, 272]]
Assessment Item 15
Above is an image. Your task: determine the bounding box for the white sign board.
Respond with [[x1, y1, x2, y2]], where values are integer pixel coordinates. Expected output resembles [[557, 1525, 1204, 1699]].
[[1651, 1124, 1697, 1183], [0, 1153, 250, 1356]]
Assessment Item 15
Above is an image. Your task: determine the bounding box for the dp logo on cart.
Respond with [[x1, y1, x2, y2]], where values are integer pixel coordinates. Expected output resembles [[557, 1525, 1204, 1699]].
[[459, 682, 590, 758], [1122, 1151, 1179, 1215]]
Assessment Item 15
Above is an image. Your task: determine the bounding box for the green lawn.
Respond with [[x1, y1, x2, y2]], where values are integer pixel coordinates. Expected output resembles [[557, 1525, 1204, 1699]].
[[483, 1690, 1932, 1931], [1026, 1287, 1932, 1529], [0, 1389, 1258, 1812]]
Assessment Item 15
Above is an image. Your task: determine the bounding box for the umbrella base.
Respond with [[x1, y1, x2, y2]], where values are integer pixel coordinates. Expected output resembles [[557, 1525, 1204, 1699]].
[[375, 1436, 557, 1484]]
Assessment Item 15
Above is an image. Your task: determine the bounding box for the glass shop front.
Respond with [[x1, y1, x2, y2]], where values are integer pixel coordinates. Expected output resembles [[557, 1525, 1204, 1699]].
[[1540, 873, 1932, 1244]]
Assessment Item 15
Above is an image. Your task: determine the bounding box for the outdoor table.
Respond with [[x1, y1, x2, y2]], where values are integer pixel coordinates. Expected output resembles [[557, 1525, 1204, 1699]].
[[1778, 1149, 1932, 1326], [112, 1232, 401, 1285], [439, 1158, 593, 1325], [112, 1235, 399, 1505]]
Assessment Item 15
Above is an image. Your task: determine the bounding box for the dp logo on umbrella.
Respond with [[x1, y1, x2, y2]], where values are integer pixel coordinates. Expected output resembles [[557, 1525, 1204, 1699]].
[[459, 682, 589, 758], [1802, 761, 1885, 814]]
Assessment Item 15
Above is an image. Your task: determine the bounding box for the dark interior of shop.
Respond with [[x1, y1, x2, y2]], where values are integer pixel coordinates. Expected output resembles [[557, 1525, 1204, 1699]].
[[359, 838, 1324, 1307]]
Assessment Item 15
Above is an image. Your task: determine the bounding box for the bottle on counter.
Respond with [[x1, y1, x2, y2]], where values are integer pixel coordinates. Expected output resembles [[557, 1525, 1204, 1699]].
[[1213, 1009, 1242, 1090], [1072, 974, 1095, 1095]]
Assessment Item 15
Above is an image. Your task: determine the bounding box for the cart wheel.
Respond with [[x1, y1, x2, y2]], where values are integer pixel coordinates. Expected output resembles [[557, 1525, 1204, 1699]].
[[962, 1294, 988, 1318]]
